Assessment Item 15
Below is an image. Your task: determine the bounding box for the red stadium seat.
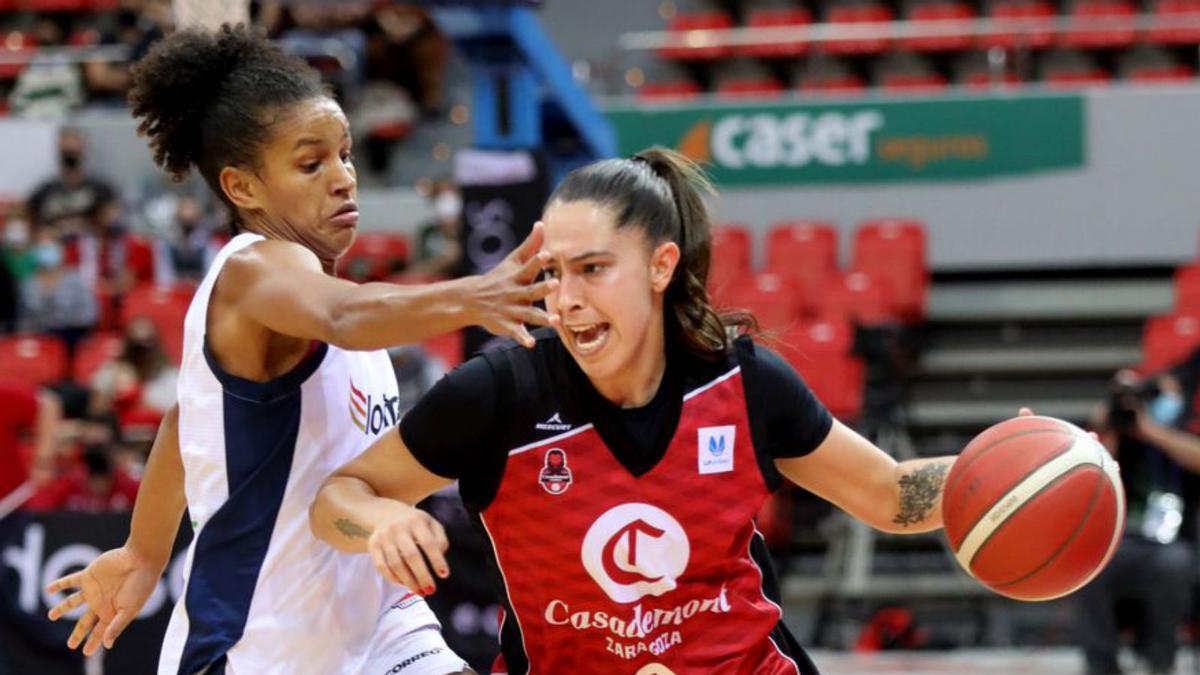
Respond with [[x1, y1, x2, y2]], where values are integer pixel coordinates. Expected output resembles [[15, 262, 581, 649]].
[[1143, 313, 1200, 372], [902, 2, 975, 52], [1126, 65, 1196, 84], [978, 1, 1056, 50], [0, 335, 68, 386], [1175, 265, 1200, 312], [776, 320, 865, 418], [798, 74, 869, 96], [715, 78, 785, 99], [73, 331, 123, 384], [715, 272, 804, 333], [1148, 0, 1200, 45], [852, 219, 928, 321], [816, 270, 900, 326], [637, 80, 702, 102], [120, 284, 191, 364], [824, 3, 895, 55], [1043, 68, 1111, 88], [739, 8, 813, 58], [423, 330, 463, 370], [340, 232, 410, 282], [1061, 0, 1136, 49], [961, 70, 1024, 89], [765, 221, 839, 315], [709, 224, 753, 294], [880, 73, 949, 94], [659, 11, 736, 61]]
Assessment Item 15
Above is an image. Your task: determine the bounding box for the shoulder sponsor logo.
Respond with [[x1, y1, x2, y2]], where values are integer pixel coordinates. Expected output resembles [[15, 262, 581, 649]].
[[697, 426, 735, 475], [349, 379, 400, 436], [581, 503, 689, 604], [536, 412, 572, 432]]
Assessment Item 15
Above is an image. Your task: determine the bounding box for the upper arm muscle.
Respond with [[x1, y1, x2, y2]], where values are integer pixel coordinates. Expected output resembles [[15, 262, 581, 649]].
[[774, 420, 898, 530], [220, 239, 357, 344]]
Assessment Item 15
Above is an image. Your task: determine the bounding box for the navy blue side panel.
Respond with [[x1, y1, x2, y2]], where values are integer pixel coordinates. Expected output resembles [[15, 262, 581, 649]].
[[176, 344, 327, 674]]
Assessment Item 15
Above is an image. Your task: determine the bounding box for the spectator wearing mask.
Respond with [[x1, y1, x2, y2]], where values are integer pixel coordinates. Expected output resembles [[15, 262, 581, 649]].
[[69, 193, 155, 304], [1078, 369, 1200, 675], [153, 194, 221, 285], [27, 128, 115, 236], [408, 177, 462, 277], [89, 316, 178, 420], [18, 234, 98, 353], [29, 414, 140, 513]]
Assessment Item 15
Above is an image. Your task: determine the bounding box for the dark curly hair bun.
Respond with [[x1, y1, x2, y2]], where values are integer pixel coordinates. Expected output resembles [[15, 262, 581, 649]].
[[128, 24, 325, 187]]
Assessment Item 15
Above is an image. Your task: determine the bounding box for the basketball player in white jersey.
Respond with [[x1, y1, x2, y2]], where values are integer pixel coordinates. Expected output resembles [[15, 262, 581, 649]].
[[43, 25, 555, 674]]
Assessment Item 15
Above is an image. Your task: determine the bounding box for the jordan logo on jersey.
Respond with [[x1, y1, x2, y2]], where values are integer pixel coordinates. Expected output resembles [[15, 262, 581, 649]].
[[539, 448, 573, 494], [349, 379, 400, 436], [581, 503, 690, 603]]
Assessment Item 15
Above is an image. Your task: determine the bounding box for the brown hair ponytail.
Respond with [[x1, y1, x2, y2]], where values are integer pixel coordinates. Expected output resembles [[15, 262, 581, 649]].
[[548, 146, 754, 361]]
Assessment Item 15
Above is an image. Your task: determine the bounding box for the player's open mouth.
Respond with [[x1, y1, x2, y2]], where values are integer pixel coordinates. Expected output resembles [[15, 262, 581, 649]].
[[567, 322, 609, 356]]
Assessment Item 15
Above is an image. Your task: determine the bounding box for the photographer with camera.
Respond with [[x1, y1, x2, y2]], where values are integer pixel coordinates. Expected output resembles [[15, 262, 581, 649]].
[[1078, 368, 1200, 675]]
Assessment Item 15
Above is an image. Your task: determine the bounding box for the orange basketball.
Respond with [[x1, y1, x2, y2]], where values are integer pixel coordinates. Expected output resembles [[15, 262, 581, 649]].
[[942, 415, 1125, 601]]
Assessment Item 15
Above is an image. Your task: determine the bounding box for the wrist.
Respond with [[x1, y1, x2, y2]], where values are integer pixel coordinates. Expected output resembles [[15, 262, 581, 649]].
[[123, 537, 170, 571]]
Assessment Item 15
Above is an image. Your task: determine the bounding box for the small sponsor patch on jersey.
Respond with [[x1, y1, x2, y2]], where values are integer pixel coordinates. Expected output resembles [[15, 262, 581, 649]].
[[539, 448, 573, 494], [697, 426, 735, 474]]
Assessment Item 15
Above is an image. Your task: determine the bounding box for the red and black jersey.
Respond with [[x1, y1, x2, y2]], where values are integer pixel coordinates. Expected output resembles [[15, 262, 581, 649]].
[[401, 331, 832, 674]]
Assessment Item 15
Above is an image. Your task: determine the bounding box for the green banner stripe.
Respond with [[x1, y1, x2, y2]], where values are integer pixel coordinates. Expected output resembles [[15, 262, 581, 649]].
[[605, 94, 1085, 186]]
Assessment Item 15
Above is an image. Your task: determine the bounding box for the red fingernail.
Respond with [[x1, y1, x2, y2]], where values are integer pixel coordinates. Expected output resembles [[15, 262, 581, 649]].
[[424, 586, 434, 595]]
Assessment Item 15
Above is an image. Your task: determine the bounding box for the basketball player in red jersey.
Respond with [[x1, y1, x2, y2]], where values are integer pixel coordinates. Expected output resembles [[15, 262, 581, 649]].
[[310, 148, 961, 674]]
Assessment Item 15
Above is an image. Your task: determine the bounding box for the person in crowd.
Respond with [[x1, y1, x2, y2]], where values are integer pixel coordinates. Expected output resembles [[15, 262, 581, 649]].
[[1078, 368, 1200, 675]]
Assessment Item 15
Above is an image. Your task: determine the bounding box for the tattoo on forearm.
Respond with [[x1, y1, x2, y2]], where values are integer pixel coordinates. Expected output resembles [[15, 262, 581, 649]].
[[893, 463, 949, 527], [335, 518, 370, 539]]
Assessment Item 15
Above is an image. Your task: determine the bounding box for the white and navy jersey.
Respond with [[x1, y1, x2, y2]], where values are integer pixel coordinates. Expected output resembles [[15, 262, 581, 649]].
[[159, 233, 407, 675]]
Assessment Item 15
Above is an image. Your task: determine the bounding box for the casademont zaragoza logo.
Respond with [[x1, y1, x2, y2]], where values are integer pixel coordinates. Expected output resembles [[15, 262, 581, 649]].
[[581, 503, 690, 604]]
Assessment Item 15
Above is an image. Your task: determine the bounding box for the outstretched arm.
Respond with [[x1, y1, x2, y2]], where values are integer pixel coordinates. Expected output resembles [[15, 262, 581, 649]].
[[224, 224, 557, 350]]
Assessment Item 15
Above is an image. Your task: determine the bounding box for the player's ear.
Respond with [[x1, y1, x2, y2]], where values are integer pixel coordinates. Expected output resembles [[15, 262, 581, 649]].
[[649, 241, 680, 293], [220, 165, 264, 213]]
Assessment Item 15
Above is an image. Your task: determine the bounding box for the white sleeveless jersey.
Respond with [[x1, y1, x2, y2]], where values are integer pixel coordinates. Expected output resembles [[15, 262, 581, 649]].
[[159, 233, 408, 675]]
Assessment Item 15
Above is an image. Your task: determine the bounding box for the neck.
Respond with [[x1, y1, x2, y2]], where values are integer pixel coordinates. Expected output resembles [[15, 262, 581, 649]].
[[590, 317, 668, 409], [242, 212, 336, 274]]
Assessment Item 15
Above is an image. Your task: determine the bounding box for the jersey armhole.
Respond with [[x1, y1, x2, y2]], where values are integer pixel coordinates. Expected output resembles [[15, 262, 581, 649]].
[[735, 338, 785, 493]]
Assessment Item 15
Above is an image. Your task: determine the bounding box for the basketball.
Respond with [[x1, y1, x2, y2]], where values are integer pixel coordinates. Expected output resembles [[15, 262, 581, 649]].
[[942, 415, 1125, 602]]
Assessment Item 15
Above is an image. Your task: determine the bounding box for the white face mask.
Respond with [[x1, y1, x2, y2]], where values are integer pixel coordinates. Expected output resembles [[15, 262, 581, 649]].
[[433, 191, 461, 222], [3, 219, 29, 248]]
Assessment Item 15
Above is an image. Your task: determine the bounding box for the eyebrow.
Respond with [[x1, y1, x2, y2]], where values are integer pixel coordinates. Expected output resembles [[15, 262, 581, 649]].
[[293, 137, 324, 150], [566, 250, 612, 263]]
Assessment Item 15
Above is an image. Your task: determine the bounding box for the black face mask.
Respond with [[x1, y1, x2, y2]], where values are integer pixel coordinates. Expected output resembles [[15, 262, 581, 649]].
[[60, 151, 81, 171], [82, 446, 113, 476]]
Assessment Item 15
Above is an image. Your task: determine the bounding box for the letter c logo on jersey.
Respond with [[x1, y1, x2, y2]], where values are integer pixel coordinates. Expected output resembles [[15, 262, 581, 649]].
[[581, 503, 690, 604]]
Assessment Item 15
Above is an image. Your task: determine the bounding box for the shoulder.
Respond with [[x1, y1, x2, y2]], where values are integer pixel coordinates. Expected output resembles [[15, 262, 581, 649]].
[[219, 237, 321, 287]]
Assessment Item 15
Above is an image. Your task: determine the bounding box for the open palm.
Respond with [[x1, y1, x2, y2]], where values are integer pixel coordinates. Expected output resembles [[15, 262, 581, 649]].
[[46, 546, 163, 655]]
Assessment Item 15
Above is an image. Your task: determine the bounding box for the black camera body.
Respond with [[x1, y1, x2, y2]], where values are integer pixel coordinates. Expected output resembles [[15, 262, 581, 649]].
[[1107, 379, 1161, 435]]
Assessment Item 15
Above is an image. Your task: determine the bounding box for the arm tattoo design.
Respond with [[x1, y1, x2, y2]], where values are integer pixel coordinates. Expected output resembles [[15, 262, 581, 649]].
[[892, 462, 949, 527], [334, 518, 370, 539]]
